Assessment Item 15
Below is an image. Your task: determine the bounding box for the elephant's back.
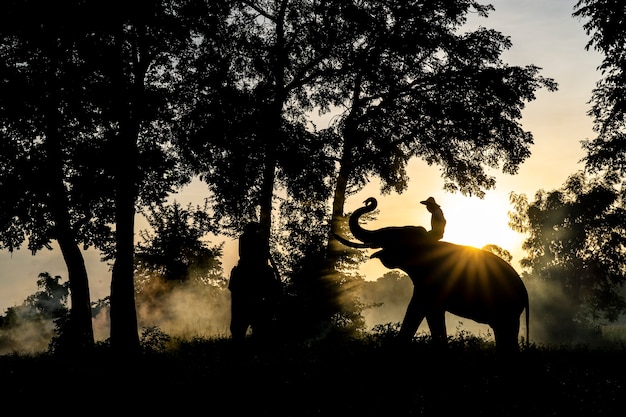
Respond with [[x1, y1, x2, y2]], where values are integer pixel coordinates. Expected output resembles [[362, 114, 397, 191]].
[[415, 242, 528, 306]]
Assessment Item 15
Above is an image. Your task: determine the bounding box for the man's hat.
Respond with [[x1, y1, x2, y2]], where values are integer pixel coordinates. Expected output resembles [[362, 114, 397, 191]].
[[420, 196, 440, 207]]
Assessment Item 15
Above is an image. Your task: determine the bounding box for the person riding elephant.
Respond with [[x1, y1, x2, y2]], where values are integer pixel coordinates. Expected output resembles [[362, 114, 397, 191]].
[[420, 196, 446, 241], [228, 222, 281, 343]]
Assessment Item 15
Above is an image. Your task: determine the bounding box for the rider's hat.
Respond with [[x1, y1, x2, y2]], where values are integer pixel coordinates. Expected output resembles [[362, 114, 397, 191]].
[[420, 197, 440, 208]]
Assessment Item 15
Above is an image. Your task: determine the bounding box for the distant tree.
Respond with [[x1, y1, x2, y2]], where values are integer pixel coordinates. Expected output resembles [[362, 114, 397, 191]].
[[481, 244, 513, 263], [574, 0, 626, 178], [357, 271, 413, 330], [0, 272, 69, 354], [509, 171, 626, 325], [133, 201, 226, 338], [134, 200, 224, 287]]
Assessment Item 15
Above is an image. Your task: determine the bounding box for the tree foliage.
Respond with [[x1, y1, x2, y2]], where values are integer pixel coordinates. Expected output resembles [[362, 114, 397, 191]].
[[574, 0, 626, 176], [481, 244, 512, 263], [509, 172, 626, 323], [177, 0, 345, 233], [135, 200, 224, 287], [323, 0, 557, 199], [321, 0, 555, 331], [0, 272, 70, 354], [0, 0, 125, 350]]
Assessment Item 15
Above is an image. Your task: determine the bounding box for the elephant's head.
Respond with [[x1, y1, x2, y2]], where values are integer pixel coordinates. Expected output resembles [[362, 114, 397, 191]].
[[333, 197, 429, 269]]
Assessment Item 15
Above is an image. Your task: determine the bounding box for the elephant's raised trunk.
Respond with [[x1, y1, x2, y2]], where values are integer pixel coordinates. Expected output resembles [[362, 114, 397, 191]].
[[349, 197, 378, 244], [331, 197, 379, 248]]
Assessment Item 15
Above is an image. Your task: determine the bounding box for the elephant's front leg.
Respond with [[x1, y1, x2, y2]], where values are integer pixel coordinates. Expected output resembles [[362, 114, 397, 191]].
[[425, 311, 447, 347], [398, 292, 426, 342]]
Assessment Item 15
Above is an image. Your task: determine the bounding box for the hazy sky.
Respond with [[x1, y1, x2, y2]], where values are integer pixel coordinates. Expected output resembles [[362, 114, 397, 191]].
[[0, 0, 603, 312]]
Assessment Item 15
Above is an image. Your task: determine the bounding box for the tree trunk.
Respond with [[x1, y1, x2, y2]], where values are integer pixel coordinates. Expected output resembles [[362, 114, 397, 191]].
[[56, 229, 95, 351], [46, 143, 95, 352], [326, 125, 358, 267], [108, 27, 142, 356], [109, 126, 140, 355], [257, 96, 284, 259], [327, 77, 363, 265], [43, 62, 95, 352]]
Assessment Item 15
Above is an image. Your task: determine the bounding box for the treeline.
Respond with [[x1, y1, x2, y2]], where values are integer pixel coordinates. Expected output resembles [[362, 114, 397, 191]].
[[0, 0, 559, 355]]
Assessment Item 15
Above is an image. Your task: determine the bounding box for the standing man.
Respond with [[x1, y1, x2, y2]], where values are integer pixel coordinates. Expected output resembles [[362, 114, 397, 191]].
[[228, 222, 281, 343], [420, 197, 446, 240]]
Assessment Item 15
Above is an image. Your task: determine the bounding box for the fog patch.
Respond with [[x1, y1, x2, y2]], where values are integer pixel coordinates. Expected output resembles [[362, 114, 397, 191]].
[[134, 277, 231, 339], [355, 269, 612, 346], [524, 278, 602, 346], [0, 305, 56, 355]]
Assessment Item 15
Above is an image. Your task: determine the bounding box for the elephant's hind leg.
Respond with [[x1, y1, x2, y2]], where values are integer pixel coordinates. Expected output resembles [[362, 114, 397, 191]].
[[492, 316, 521, 353]]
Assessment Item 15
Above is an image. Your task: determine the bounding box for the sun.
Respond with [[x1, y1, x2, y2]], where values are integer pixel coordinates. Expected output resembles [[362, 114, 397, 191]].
[[439, 193, 524, 255]]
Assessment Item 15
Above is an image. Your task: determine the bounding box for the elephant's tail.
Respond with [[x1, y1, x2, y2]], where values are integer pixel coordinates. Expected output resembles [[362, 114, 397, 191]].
[[524, 296, 530, 348]]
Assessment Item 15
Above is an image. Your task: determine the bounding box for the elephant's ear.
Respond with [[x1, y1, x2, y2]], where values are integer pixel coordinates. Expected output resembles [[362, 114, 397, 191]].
[[332, 233, 373, 248]]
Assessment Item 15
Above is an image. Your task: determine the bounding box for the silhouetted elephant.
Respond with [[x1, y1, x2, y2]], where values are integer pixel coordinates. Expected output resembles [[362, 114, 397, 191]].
[[334, 197, 529, 353]]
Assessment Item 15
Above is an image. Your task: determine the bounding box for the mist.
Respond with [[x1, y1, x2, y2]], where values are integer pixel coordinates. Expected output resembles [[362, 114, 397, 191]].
[[0, 304, 57, 355], [357, 270, 624, 348], [2, 262, 624, 355], [133, 278, 231, 340], [0, 275, 232, 355]]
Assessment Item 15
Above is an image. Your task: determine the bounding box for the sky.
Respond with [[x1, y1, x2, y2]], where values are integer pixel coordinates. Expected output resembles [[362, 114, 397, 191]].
[[0, 0, 604, 315]]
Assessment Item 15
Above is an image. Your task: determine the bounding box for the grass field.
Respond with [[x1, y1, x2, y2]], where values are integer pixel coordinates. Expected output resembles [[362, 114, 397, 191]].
[[1, 327, 625, 416]]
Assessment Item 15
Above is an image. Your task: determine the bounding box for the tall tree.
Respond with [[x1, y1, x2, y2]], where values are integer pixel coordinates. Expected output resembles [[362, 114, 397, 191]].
[[0, 272, 70, 354], [76, 0, 224, 354], [574, 0, 626, 177], [0, 0, 112, 352], [177, 0, 369, 333], [1, 0, 220, 355], [320, 0, 556, 324], [324, 0, 556, 235], [179, 0, 349, 249]]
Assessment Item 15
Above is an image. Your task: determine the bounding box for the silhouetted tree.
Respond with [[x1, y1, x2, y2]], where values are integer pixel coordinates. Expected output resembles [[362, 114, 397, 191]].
[[325, 0, 556, 237], [176, 0, 362, 333], [1, 0, 224, 355], [481, 244, 513, 263], [321, 0, 556, 332], [68, 1, 227, 354], [0, 272, 70, 354], [574, 0, 626, 178], [0, 0, 115, 351], [133, 201, 226, 337], [509, 172, 626, 325], [178, 0, 341, 236], [135, 200, 224, 286], [278, 206, 369, 337]]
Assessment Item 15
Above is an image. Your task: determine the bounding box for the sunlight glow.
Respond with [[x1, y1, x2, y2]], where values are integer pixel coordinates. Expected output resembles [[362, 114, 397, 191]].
[[441, 194, 523, 253], [351, 188, 528, 280]]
